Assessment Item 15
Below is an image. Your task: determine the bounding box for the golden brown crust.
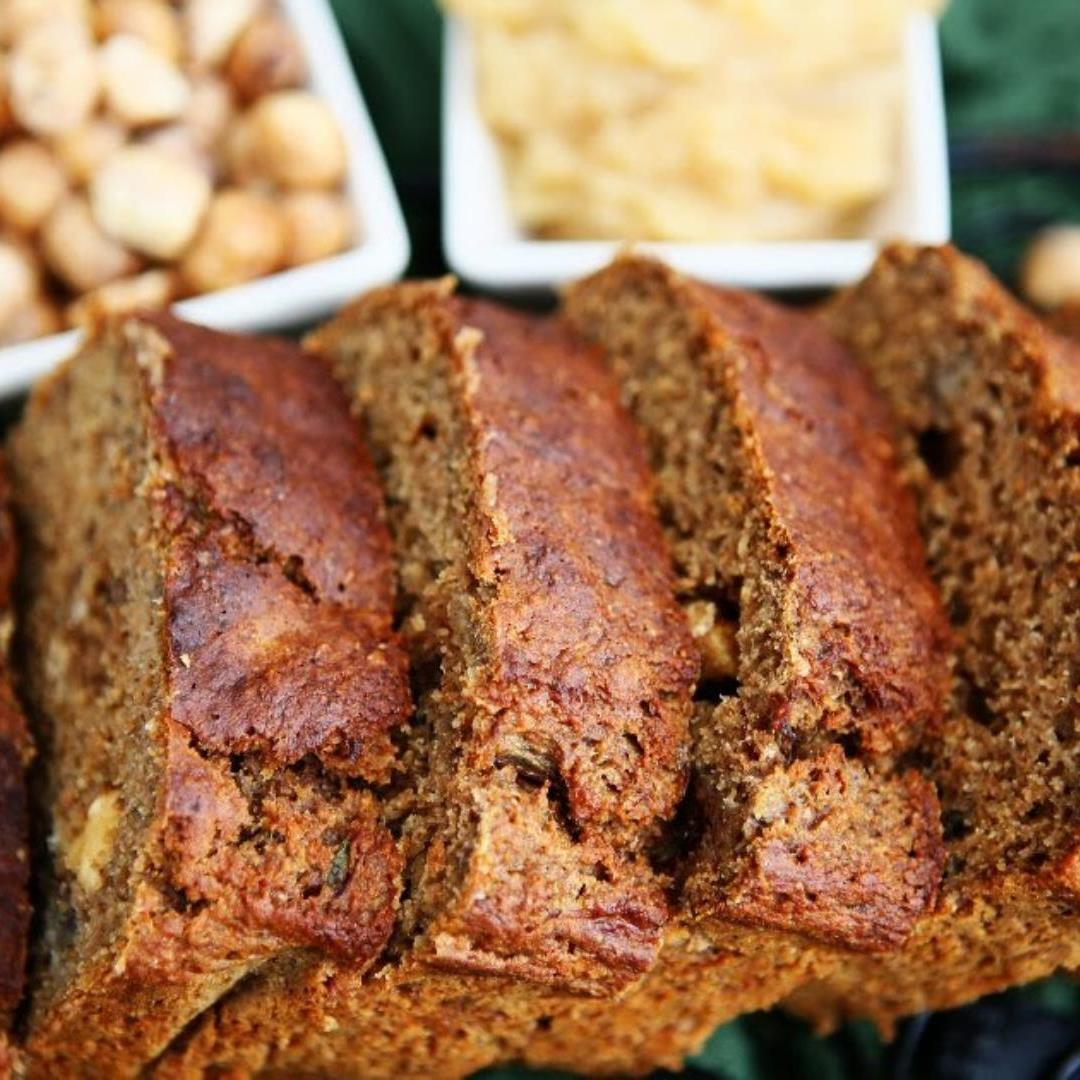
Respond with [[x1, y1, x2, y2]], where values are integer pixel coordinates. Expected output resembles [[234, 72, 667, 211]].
[[785, 243, 1080, 1032], [446, 299, 694, 839], [139, 314, 409, 962], [15, 315, 410, 1074], [699, 285, 951, 758], [152, 284, 699, 1079], [313, 286, 696, 990], [563, 256, 948, 953]]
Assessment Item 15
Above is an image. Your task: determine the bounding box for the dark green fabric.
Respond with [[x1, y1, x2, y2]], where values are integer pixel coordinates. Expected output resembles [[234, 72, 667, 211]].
[[328, 2, 1080, 1075], [942, 0, 1080, 282]]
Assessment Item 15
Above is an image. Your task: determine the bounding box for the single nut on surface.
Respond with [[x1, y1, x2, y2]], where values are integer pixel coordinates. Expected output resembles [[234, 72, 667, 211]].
[[179, 186, 286, 293], [281, 190, 354, 266], [90, 144, 211, 259], [96, 0, 182, 63], [66, 268, 176, 329], [51, 118, 126, 185], [185, 0, 261, 69], [1021, 226, 1080, 310], [226, 13, 307, 102], [248, 90, 347, 189], [102, 33, 191, 127], [0, 294, 60, 346], [0, 241, 39, 327], [0, 0, 91, 45], [0, 139, 67, 231], [8, 19, 100, 135], [42, 194, 141, 292], [64, 789, 123, 895], [186, 74, 235, 150]]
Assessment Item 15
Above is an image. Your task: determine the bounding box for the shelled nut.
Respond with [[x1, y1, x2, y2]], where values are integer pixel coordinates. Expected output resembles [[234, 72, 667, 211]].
[[247, 90, 346, 189], [180, 186, 286, 292], [96, 0, 182, 63], [281, 190, 353, 266], [226, 13, 307, 102], [90, 143, 211, 259], [101, 33, 191, 127], [0, 139, 67, 231], [8, 19, 100, 135]]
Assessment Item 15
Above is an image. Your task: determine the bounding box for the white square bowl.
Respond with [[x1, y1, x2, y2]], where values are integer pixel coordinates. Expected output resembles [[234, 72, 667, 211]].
[[0, 0, 410, 398], [443, 13, 949, 293]]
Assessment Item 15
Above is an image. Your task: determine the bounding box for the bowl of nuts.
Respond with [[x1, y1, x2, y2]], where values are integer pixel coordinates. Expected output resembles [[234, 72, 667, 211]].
[[0, 0, 409, 396]]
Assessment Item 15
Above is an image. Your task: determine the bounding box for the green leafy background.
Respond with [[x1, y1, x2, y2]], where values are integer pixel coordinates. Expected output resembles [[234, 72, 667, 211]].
[[325, 1, 1080, 1076]]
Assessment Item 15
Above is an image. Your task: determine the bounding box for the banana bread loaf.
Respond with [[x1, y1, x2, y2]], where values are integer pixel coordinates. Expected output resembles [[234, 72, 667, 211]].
[[515, 254, 951, 1074], [0, 460, 30, 1072], [153, 281, 698, 1078], [787, 244, 1080, 1031], [9, 313, 411, 1076]]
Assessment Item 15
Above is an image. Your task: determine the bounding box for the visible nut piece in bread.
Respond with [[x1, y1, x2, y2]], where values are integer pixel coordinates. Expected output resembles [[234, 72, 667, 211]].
[[11, 313, 411, 1076]]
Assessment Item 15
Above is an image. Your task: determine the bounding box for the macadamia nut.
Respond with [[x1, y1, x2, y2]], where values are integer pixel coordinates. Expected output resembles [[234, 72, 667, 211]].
[[65, 789, 123, 895], [1021, 226, 1080, 310], [42, 194, 141, 292], [226, 13, 306, 102], [281, 190, 353, 266], [0, 139, 66, 231], [66, 267, 175, 328], [186, 74, 235, 149], [51, 118, 125, 185], [96, 0, 182, 63], [102, 33, 191, 127], [179, 186, 285, 292], [0, 293, 59, 345], [248, 90, 346, 189], [0, 0, 90, 45], [8, 19, 100, 135], [185, 0, 261, 69], [141, 123, 216, 180], [90, 143, 211, 259], [0, 1, 353, 350], [0, 239, 38, 326]]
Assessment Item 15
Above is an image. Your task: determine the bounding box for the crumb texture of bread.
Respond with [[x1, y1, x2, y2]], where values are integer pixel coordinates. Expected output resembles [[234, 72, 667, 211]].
[[563, 255, 949, 952], [786, 243, 1080, 1032], [155, 282, 698, 1079], [9, 313, 410, 1077], [510, 254, 952, 1078], [313, 284, 696, 993], [0, 459, 31, 1037]]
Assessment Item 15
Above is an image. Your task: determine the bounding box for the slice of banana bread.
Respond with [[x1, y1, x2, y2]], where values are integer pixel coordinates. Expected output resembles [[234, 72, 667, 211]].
[[787, 244, 1080, 1031], [152, 281, 698, 1079], [514, 253, 951, 1075], [10, 313, 411, 1076], [0, 459, 31, 1063]]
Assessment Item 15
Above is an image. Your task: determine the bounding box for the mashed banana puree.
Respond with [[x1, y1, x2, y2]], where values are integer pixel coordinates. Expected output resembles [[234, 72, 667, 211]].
[[448, 0, 943, 241]]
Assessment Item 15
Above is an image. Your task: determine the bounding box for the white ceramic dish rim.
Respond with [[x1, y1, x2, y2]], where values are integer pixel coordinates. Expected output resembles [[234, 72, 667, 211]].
[[443, 13, 950, 292], [0, 0, 410, 398]]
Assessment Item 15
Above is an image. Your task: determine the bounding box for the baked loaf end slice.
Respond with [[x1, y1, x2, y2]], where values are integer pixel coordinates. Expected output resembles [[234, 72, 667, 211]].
[[10, 314, 410, 1076], [787, 243, 1080, 1030], [154, 282, 697, 1079], [0, 458, 31, 1059], [517, 254, 951, 1075]]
